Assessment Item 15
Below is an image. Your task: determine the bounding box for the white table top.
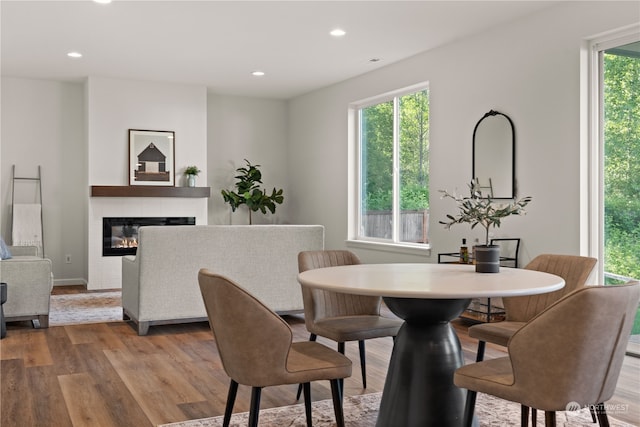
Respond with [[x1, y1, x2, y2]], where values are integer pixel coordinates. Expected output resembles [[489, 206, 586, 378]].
[[298, 263, 565, 299]]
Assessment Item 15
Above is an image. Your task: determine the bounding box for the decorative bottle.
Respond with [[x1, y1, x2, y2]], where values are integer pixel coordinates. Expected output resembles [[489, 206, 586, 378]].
[[460, 238, 469, 264]]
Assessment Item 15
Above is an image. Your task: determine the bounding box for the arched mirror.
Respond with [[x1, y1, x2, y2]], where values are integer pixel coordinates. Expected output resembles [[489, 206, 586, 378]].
[[472, 110, 515, 199]]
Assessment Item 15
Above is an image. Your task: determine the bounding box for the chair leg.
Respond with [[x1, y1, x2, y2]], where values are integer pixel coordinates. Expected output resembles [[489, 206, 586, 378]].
[[544, 411, 556, 427], [302, 382, 312, 427], [248, 387, 262, 427], [358, 340, 367, 388], [462, 389, 477, 427], [595, 403, 610, 427], [532, 408, 537, 427], [589, 405, 597, 423], [330, 379, 345, 427], [296, 334, 318, 400], [520, 405, 529, 427], [223, 380, 238, 427], [337, 342, 346, 391], [476, 340, 486, 362]]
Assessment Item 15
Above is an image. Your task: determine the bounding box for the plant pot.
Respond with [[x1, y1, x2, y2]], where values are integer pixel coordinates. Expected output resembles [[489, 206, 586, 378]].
[[474, 245, 500, 273], [187, 174, 196, 187]]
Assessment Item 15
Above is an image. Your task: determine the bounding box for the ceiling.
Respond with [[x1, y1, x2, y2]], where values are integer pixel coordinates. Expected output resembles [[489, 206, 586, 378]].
[[1, 1, 559, 99]]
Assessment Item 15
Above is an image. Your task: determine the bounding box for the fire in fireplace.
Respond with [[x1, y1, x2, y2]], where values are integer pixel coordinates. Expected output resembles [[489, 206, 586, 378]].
[[102, 217, 195, 256]]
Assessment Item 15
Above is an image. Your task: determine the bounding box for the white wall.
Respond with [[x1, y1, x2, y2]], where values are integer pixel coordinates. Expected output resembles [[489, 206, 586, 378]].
[[207, 93, 290, 225], [1, 78, 87, 283], [87, 77, 208, 186], [86, 77, 208, 289], [1, 79, 290, 285], [287, 1, 640, 265]]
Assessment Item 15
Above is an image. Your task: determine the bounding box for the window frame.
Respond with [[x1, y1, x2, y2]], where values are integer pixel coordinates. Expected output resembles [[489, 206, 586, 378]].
[[347, 82, 431, 255], [587, 26, 640, 284]]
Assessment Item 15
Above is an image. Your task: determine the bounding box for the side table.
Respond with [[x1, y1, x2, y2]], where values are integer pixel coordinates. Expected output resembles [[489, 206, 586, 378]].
[[1, 282, 7, 338]]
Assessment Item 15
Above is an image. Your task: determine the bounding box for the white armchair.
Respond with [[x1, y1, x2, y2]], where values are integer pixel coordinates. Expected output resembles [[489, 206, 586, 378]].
[[0, 246, 53, 328]]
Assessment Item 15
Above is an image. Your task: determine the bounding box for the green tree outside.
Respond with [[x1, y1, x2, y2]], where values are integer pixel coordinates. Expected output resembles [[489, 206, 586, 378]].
[[361, 90, 430, 212], [400, 91, 430, 210], [603, 49, 639, 338]]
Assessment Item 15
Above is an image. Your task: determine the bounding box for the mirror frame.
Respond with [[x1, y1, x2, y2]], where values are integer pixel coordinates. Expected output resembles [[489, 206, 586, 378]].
[[472, 110, 515, 199]]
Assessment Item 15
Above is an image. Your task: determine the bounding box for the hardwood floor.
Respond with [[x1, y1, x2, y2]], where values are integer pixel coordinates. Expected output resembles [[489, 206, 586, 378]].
[[1, 308, 639, 426]]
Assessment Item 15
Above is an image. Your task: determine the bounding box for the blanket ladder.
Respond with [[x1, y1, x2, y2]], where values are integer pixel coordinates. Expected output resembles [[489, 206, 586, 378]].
[[10, 165, 44, 256]]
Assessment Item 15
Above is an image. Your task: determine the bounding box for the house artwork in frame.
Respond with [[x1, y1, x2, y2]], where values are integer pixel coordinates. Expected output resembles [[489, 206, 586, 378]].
[[129, 129, 175, 186]]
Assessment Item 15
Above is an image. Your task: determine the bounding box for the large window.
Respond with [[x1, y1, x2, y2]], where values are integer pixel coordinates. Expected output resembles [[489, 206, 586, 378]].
[[589, 31, 639, 357], [602, 43, 640, 285], [356, 85, 430, 246]]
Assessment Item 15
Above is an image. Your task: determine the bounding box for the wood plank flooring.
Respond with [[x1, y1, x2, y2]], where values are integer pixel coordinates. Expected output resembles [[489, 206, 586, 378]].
[[2, 307, 639, 426]]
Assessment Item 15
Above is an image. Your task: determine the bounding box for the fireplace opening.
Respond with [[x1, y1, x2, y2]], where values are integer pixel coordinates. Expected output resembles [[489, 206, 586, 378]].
[[102, 217, 195, 256]]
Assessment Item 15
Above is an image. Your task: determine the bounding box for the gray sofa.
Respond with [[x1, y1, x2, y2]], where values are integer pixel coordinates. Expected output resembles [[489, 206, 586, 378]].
[[0, 246, 53, 328], [122, 224, 324, 335]]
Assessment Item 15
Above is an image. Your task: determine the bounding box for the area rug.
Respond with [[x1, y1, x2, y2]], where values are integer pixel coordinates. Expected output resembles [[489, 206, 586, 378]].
[[159, 392, 636, 427], [49, 291, 123, 326]]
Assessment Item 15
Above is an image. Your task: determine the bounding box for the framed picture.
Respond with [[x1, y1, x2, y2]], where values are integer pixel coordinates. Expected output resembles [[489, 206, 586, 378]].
[[129, 129, 175, 186]]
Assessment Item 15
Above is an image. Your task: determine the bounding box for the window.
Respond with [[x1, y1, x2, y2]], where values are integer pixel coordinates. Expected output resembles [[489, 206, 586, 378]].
[[602, 42, 640, 286], [354, 85, 430, 247], [589, 29, 639, 357]]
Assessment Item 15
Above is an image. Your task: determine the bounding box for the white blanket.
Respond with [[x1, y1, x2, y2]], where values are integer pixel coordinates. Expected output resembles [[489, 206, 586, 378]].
[[12, 203, 42, 247]]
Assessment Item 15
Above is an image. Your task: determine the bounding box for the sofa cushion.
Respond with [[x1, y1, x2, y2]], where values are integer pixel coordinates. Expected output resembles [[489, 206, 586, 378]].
[[0, 238, 11, 260]]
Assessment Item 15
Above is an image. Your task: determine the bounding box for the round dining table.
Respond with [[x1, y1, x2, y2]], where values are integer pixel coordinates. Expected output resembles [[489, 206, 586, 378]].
[[297, 263, 565, 427]]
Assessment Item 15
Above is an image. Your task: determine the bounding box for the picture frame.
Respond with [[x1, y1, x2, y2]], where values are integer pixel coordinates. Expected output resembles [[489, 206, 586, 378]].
[[128, 129, 175, 186]]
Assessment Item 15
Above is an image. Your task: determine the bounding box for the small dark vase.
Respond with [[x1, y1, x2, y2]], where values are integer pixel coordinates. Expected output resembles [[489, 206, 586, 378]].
[[474, 245, 500, 273]]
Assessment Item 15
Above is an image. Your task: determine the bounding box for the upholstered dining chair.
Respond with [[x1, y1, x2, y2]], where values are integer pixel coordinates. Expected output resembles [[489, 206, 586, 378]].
[[468, 254, 598, 424], [297, 250, 403, 396], [198, 269, 352, 427], [454, 282, 640, 427], [469, 254, 597, 362]]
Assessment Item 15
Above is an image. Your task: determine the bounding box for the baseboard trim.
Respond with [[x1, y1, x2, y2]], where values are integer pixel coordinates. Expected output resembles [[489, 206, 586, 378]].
[[53, 278, 88, 286]]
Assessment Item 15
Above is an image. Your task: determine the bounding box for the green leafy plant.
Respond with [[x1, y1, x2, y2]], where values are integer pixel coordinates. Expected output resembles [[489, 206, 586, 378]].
[[221, 159, 284, 224], [439, 181, 531, 246], [184, 166, 201, 176]]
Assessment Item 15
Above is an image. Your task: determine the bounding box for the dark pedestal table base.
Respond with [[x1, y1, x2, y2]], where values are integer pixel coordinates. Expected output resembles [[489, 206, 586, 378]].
[[377, 297, 472, 427]]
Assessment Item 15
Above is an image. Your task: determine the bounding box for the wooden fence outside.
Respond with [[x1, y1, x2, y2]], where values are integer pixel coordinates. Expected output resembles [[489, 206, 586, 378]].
[[362, 210, 429, 243]]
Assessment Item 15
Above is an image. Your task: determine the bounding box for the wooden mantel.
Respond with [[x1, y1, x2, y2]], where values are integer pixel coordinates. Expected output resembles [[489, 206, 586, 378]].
[[91, 186, 210, 198]]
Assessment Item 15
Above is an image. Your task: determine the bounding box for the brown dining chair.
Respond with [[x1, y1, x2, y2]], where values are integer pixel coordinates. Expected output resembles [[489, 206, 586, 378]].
[[469, 254, 597, 362], [198, 269, 352, 427], [455, 282, 640, 427], [468, 254, 598, 424], [296, 250, 403, 398]]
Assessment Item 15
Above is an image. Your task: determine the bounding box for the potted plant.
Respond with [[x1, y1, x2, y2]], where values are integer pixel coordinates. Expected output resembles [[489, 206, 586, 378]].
[[221, 159, 284, 224], [184, 166, 201, 187], [439, 180, 531, 272]]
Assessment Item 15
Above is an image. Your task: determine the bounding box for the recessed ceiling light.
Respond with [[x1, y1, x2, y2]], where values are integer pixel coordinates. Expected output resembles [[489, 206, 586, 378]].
[[330, 29, 346, 37], [67, 52, 83, 58], [93, 0, 112, 4], [251, 71, 265, 77]]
